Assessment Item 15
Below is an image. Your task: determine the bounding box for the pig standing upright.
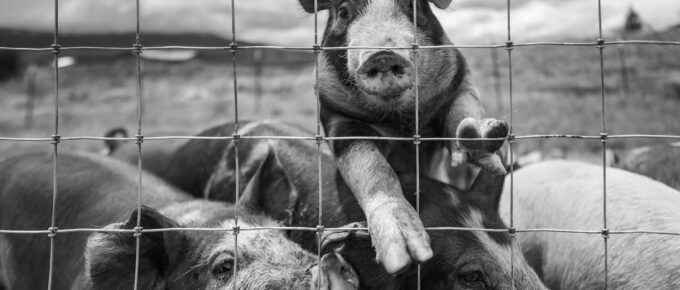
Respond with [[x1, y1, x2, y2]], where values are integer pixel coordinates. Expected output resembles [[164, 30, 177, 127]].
[[0, 152, 358, 290], [159, 120, 547, 289], [500, 160, 680, 289], [297, 0, 509, 273]]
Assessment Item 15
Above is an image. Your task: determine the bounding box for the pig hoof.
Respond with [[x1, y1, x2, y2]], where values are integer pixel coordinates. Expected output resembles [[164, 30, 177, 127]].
[[366, 201, 433, 274], [455, 117, 508, 154], [471, 153, 507, 175], [320, 222, 369, 254], [479, 118, 509, 153]]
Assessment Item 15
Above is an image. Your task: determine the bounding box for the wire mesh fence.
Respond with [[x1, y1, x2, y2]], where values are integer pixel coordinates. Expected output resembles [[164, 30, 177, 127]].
[[0, 0, 680, 289]]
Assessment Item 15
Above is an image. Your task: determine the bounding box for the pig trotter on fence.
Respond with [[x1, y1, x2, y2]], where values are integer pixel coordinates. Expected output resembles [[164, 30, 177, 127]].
[[363, 199, 432, 275], [453, 117, 509, 175]]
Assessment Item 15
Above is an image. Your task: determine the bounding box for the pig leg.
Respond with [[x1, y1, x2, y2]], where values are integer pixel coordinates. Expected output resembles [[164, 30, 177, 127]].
[[446, 87, 508, 175], [326, 117, 433, 274]]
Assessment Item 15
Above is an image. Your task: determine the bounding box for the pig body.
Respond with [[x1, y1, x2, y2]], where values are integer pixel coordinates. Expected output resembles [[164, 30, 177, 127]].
[[159, 120, 546, 289], [299, 0, 509, 273], [614, 143, 680, 190], [0, 152, 357, 290], [500, 160, 680, 289]]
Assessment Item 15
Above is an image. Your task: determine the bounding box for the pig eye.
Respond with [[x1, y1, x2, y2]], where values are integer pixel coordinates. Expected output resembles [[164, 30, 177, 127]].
[[337, 5, 349, 19], [458, 271, 484, 287], [212, 258, 234, 280]]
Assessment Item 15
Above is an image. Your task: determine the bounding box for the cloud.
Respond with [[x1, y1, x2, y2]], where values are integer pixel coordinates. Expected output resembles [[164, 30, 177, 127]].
[[0, 0, 678, 46], [441, 0, 680, 43]]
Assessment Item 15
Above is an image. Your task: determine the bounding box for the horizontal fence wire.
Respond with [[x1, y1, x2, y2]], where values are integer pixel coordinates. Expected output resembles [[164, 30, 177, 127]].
[[2, 227, 680, 236], [1, 39, 680, 52], [2, 134, 680, 143]]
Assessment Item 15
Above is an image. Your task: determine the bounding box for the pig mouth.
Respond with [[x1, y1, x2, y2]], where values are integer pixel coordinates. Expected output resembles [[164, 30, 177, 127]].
[[355, 51, 415, 100]]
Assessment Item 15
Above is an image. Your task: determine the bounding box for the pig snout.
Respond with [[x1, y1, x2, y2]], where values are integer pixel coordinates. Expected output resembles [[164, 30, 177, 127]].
[[355, 50, 414, 99], [311, 253, 359, 290]]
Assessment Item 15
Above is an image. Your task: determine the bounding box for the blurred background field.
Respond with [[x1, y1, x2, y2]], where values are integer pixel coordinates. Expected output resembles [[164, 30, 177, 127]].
[[0, 5, 679, 163]]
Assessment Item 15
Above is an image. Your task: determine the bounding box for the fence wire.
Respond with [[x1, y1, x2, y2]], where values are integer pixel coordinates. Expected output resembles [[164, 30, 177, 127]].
[[0, 0, 679, 289]]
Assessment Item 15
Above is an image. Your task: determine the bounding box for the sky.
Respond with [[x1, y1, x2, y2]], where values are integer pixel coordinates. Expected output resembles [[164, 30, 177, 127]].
[[0, 0, 678, 46]]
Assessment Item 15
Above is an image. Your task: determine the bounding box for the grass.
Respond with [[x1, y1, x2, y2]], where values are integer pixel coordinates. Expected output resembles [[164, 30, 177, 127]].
[[1, 41, 679, 164]]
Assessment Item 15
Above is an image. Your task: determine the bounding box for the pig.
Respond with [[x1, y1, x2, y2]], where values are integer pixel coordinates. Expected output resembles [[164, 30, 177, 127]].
[[499, 160, 680, 289], [101, 126, 188, 178], [0, 151, 358, 290], [159, 120, 546, 289], [613, 143, 680, 190], [297, 0, 509, 273]]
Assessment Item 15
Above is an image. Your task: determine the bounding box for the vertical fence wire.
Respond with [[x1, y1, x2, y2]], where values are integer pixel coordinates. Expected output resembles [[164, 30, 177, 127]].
[[506, 0, 516, 288], [230, 0, 240, 288], [312, 0, 325, 288], [596, 0, 610, 288], [411, 1, 422, 289], [132, 0, 144, 288], [46, 0, 60, 289]]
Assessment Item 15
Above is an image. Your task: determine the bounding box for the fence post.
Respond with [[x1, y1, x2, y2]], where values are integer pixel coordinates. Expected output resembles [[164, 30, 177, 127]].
[[253, 48, 263, 114], [24, 63, 38, 129], [491, 47, 503, 113], [617, 36, 630, 99]]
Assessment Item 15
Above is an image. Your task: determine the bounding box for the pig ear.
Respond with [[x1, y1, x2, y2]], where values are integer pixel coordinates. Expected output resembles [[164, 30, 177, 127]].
[[238, 144, 299, 223], [429, 0, 452, 9], [85, 206, 187, 289], [298, 0, 331, 13], [103, 127, 128, 155], [237, 147, 273, 212], [469, 163, 506, 211]]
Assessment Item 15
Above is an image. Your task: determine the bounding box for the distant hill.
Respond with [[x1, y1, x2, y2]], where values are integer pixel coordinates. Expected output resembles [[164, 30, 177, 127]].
[[0, 29, 313, 66]]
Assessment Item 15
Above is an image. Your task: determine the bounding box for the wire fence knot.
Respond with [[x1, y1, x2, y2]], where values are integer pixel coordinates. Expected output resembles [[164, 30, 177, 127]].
[[312, 44, 321, 55], [133, 226, 143, 237], [232, 134, 241, 144], [413, 135, 421, 145], [600, 132, 608, 144], [135, 134, 144, 145], [50, 44, 61, 54], [601, 228, 610, 239], [507, 133, 516, 144], [316, 225, 325, 235], [315, 134, 323, 145], [597, 38, 606, 49], [232, 225, 240, 236], [505, 41, 514, 51], [132, 43, 142, 55], [50, 135, 61, 144], [508, 227, 516, 237], [47, 227, 58, 237], [229, 42, 238, 54], [411, 43, 419, 51]]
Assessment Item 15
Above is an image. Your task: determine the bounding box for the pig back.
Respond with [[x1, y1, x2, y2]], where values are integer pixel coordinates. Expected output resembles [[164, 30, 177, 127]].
[[500, 160, 680, 290]]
